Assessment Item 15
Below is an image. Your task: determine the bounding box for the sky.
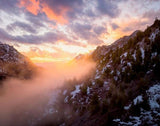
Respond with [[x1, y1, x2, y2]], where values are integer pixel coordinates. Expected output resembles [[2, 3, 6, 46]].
[[0, 0, 160, 63]]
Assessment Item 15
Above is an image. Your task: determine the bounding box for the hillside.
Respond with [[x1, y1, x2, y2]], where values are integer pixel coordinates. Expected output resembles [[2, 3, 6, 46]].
[[34, 19, 160, 126], [0, 42, 36, 81]]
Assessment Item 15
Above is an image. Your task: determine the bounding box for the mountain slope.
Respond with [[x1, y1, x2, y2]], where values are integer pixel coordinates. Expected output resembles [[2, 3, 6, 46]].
[[37, 19, 160, 126], [0, 42, 36, 80]]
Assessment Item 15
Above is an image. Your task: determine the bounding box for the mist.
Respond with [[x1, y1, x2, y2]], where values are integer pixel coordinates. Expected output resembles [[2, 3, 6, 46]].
[[0, 60, 95, 126]]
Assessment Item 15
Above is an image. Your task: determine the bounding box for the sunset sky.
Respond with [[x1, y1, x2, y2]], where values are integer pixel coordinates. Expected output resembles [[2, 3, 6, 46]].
[[0, 0, 160, 63]]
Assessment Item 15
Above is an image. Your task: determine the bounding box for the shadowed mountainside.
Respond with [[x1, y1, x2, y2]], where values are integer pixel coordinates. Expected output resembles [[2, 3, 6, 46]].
[[37, 19, 160, 126], [0, 42, 36, 81]]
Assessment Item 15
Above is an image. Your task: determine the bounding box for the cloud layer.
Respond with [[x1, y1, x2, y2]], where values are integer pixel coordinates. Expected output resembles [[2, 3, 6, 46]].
[[0, 0, 160, 62]]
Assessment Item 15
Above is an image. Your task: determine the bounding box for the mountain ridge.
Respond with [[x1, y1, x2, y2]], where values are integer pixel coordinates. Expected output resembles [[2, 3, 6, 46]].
[[0, 42, 36, 80], [36, 19, 160, 126]]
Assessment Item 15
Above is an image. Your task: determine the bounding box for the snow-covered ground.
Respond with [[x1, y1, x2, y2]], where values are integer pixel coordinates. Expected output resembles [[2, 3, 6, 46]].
[[147, 84, 160, 109], [114, 83, 160, 126]]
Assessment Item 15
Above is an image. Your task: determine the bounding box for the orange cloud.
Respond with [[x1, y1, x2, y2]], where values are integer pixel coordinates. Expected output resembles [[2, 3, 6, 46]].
[[18, 0, 68, 24], [41, 3, 68, 24], [19, 0, 40, 15]]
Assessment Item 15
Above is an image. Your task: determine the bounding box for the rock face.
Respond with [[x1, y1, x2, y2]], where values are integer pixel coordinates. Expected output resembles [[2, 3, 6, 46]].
[[0, 42, 36, 80]]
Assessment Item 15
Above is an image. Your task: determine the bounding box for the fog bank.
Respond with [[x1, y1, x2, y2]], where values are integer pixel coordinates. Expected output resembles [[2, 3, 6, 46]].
[[0, 60, 95, 126]]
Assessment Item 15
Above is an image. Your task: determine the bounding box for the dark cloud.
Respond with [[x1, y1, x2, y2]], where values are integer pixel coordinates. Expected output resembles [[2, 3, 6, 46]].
[[93, 26, 106, 35], [0, 27, 71, 44], [0, 28, 14, 42], [0, 0, 54, 29], [39, 0, 84, 21], [38, 0, 121, 22], [0, 0, 55, 33], [0, 0, 19, 14], [72, 23, 92, 34], [96, 0, 120, 18], [25, 13, 47, 28], [1, 23, 100, 46], [40, 0, 84, 15], [0, 0, 121, 28], [14, 31, 70, 44], [71, 23, 105, 45], [7, 21, 37, 34], [0, 0, 121, 22], [85, 10, 97, 17], [111, 23, 119, 30], [71, 23, 92, 40]]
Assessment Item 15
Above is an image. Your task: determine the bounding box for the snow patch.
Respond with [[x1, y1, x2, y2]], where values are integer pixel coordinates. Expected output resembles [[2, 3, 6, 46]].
[[133, 95, 143, 105], [114, 76, 118, 81], [124, 52, 128, 57], [63, 90, 67, 95], [110, 70, 114, 74], [117, 71, 120, 76], [132, 52, 136, 61], [149, 28, 159, 41], [122, 66, 126, 72], [114, 83, 160, 126], [140, 47, 145, 60], [124, 103, 131, 110], [147, 84, 160, 109], [70, 85, 81, 99], [95, 74, 101, 79], [87, 87, 90, 95], [64, 96, 69, 103], [127, 62, 132, 67], [113, 116, 141, 126], [104, 81, 108, 85], [92, 81, 95, 85], [151, 52, 157, 59], [106, 64, 111, 68]]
